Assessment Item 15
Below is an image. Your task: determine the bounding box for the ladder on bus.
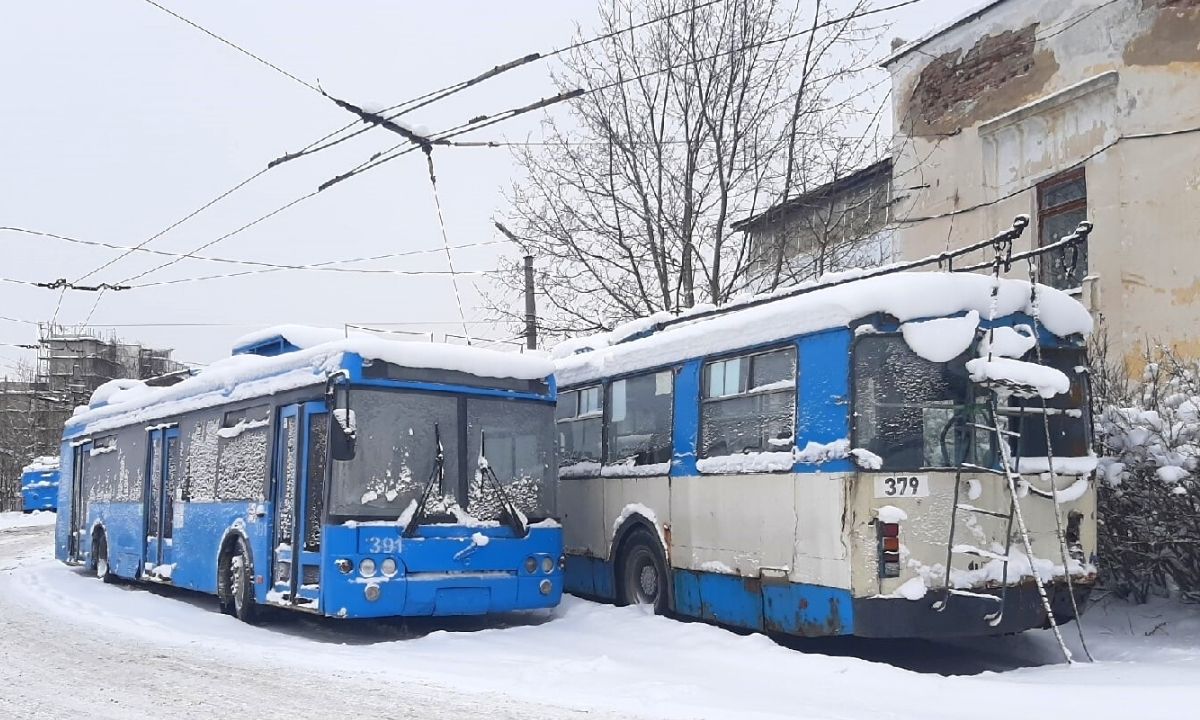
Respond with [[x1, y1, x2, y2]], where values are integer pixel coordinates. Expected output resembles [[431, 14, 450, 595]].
[[932, 218, 1094, 664]]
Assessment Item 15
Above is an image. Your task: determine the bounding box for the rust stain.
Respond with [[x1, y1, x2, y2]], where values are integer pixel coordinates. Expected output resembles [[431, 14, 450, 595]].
[[1125, 3, 1200, 67], [1171, 278, 1200, 305]]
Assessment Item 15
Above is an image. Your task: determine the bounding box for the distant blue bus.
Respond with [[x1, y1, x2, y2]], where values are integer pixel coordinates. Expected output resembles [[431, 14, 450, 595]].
[[21, 457, 60, 512], [56, 328, 564, 622]]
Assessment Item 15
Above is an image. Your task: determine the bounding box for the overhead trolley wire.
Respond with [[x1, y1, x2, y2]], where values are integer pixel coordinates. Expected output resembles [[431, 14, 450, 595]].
[[267, 0, 732, 169], [110, 0, 925, 295], [63, 1, 731, 326], [139, 0, 321, 95]]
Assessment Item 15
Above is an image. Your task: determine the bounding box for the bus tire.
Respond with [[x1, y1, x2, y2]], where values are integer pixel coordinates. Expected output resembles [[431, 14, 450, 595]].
[[91, 529, 113, 583], [617, 528, 670, 613], [225, 537, 259, 624]]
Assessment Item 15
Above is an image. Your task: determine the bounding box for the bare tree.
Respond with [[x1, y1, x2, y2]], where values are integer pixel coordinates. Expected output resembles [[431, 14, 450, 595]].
[[486, 0, 884, 341]]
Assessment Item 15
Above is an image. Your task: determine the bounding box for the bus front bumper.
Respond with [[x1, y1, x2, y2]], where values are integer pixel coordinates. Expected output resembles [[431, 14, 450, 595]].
[[324, 571, 563, 619]]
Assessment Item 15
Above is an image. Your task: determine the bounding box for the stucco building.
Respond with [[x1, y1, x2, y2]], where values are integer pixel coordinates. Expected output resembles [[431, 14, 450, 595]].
[[883, 0, 1200, 371]]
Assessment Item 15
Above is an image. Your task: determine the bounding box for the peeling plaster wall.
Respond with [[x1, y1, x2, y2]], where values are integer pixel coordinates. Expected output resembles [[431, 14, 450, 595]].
[[885, 0, 1200, 372]]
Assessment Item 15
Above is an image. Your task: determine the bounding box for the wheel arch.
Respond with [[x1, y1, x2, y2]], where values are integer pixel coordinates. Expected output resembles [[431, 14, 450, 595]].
[[610, 511, 673, 610], [216, 520, 255, 599], [89, 521, 108, 569]]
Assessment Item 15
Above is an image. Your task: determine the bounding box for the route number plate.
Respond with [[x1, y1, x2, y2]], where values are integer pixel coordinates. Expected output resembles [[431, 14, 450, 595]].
[[874, 474, 929, 498]]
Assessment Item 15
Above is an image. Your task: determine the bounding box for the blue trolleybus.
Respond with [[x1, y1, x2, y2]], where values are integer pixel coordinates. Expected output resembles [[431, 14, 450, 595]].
[[56, 327, 563, 622], [21, 456, 60, 512], [553, 268, 1098, 639]]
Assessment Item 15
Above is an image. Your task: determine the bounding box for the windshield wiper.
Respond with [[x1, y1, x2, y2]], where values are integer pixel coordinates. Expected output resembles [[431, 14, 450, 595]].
[[402, 423, 446, 538], [478, 430, 529, 538]]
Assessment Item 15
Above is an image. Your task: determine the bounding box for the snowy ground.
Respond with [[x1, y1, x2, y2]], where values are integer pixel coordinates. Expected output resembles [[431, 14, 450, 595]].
[[2, 517, 1200, 719]]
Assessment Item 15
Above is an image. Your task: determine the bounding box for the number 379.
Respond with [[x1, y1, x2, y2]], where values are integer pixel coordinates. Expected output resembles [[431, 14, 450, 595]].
[[874, 474, 928, 498]]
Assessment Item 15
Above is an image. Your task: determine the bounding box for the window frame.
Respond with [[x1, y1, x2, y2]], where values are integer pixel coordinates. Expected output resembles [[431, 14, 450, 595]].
[[602, 367, 676, 476], [555, 383, 605, 475], [697, 343, 799, 461], [213, 400, 274, 502], [1037, 167, 1088, 290], [849, 332, 993, 473]]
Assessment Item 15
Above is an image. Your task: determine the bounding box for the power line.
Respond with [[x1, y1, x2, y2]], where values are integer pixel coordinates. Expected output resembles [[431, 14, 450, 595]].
[[268, 0, 732, 169], [314, 0, 923, 191], [896, 124, 1200, 226], [88, 0, 913, 296], [65, 0, 736, 319], [139, 0, 320, 95], [1, 225, 506, 274]]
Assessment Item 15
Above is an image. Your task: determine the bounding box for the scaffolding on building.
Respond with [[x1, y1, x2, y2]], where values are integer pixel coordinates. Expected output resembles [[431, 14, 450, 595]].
[[0, 325, 190, 504]]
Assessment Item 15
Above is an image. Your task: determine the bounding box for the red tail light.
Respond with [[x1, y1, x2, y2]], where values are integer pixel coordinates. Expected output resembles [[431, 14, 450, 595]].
[[878, 521, 901, 578]]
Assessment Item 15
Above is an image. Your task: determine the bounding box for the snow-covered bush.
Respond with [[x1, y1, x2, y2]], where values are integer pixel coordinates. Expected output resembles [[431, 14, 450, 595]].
[[1093, 332, 1200, 602]]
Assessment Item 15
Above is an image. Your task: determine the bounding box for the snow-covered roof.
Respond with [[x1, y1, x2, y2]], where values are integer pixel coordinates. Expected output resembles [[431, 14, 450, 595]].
[[554, 272, 1090, 386], [22, 456, 59, 474], [231, 325, 350, 355], [69, 333, 554, 437]]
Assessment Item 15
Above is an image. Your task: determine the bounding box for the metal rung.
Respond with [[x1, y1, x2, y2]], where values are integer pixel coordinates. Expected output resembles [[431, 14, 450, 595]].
[[955, 503, 1010, 519], [960, 463, 1010, 477], [951, 544, 1008, 561], [994, 406, 1082, 417], [947, 588, 1003, 603], [970, 422, 1020, 438]]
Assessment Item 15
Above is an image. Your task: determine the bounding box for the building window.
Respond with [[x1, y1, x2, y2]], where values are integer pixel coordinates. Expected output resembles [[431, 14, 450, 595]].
[[1037, 168, 1088, 290], [557, 385, 602, 476], [700, 346, 796, 458], [606, 370, 673, 471]]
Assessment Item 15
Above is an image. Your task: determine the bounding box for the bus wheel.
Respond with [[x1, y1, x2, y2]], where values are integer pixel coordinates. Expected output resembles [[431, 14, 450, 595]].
[[618, 529, 669, 613], [227, 538, 259, 624], [92, 530, 113, 583]]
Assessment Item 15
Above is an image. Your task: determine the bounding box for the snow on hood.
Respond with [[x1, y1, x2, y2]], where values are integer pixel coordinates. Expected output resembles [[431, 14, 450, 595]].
[[69, 334, 553, 437], [555, 272, 1091, 385]]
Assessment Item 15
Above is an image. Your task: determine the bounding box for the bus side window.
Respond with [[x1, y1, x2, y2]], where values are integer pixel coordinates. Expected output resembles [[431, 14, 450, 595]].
[[700, 347, 796, 459], [557, 387, 603, 476], [606, 370, 673, 469], [215, 405, 271, 502]]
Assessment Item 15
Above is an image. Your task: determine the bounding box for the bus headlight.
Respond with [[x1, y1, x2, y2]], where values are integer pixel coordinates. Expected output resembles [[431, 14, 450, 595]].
[[524, 556, 537, 574], [540, 556, 554, 574], [364, 583, 381, 602], [335, 558, 352, 574], [380, 557, 398, 577], [539, 579, 552, 595], [359, 558, 377, 577]]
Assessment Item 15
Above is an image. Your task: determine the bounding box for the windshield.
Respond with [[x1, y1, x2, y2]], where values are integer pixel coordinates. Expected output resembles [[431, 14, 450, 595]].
[[329, 389, 460, 519], [467, 397, 556, 520], [853, 335, 993, 471], [329, 388, 555, 521]]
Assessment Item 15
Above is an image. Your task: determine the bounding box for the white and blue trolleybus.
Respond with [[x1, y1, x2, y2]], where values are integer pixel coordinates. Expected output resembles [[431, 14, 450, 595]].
[[553, 260, 1098, 639]]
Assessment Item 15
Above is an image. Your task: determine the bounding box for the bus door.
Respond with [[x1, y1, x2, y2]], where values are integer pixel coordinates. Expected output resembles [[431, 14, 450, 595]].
[[271, 401, 329, 608], [144, 426, 180, 576], [67, 442, 89, 563]]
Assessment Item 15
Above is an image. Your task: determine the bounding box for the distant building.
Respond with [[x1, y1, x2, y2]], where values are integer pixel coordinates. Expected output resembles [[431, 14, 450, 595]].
[[881, 0, 1200, 371], [0, 327, 187, 506], [733, 158, 895, 288]]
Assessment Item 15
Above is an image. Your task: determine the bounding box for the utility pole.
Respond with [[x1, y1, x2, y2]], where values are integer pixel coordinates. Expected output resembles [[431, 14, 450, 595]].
[[523, 254, 536, 350], [494, 221, 537, 351]]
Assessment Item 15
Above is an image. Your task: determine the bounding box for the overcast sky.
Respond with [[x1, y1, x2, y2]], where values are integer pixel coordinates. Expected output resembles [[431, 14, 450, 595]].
[[0, 0, 960, 371]]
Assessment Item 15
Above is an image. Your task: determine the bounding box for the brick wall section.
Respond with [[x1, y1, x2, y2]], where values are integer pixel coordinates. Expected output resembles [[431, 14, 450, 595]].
[[908, 23, 1042, 135]]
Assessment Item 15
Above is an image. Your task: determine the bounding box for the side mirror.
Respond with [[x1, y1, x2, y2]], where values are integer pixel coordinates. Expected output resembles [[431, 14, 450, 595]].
[[331, 408, 357, 461]]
